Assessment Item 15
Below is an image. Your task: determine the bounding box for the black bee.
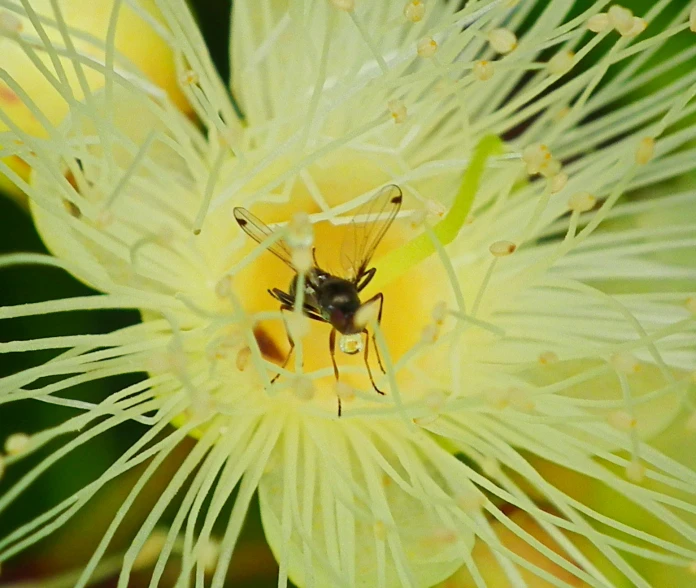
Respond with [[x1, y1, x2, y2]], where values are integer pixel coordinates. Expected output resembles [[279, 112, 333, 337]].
[[233, 185, 402, 415]]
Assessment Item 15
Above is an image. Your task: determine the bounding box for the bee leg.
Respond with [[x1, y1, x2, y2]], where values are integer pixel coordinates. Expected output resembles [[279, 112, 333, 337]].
[[329, 328, 342, 417], [271, 305, 296, 384], [363, 328, 385, 396]]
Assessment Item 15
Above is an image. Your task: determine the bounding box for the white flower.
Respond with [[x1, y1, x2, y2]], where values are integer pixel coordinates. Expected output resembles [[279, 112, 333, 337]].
[[1, 1, 696, 586]]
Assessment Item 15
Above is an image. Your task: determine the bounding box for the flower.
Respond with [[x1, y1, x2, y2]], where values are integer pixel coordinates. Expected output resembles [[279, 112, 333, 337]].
[[1, 0, 696, 586]]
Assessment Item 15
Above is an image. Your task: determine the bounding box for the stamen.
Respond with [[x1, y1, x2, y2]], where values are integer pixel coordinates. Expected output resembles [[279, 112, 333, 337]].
[[691, 6, 696, 33], [0, 10, 22, 34], [417, 37, 438, 58], [568, 191, 597, 213], [403, 1, 426, 23], [587, 13, 611, 33], [388, 99, 408, 123], [487, 28, 517, 54], [4, 433, 30, 456], [607, 5, 635, 36], [635, 137, 655, 165], [473, 60, 494, 81], [547, 50, 575, 76], [293, 377, 315, 401]]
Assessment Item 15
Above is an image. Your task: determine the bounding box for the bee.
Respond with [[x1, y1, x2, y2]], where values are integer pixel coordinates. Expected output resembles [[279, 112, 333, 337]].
[[233, 185, 403, 415]]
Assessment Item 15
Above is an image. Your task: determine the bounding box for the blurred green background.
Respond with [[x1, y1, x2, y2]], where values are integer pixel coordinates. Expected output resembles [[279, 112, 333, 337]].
[[0, 0, 691, 586]]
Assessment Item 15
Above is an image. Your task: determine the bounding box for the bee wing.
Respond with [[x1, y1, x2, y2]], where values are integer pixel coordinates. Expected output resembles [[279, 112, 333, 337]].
[[233, 207, 294, 268], [340, 184, 403, 282]]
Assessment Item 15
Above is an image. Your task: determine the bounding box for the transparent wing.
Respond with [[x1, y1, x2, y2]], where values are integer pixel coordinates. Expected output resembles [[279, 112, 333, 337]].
[[233, 207, 294, 268], [340, 185, 402, 282]]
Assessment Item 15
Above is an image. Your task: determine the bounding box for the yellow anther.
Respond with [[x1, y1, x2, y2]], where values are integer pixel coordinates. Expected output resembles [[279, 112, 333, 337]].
[[404, 1, 425, 22], [489, 240, 516, 257], [5, 432, 30, 455], [473, 60, 494, 81], [487, 28, 517, 54], [690, 6, 696, 33], [538, 351, 559, 365], [388, 99, 408, 123], [0, 10, 22, 34], [547, 50, 575, 75], [330, 0, 354, 11], [568, 191, 596, 213], [587, 13, 610, 33], [550, 172, 568, 194], [522, 143, 552, 175], [608, 5, 635, 36], [635, 137, 655, 165], [610, 351, 641, 374], [417, 36, 438, 57], [623, 17, 647, 38], [608, 410, 637, 431], [235, 346, 251, 371], [180, 70, 199, 86]]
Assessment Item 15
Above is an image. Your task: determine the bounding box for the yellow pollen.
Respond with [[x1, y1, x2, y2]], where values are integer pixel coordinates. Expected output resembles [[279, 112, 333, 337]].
[[293, 377, 316, 401], [623, 17, 647, 38], [388, 99, 408, 123], [608, 410, 637, 431], [625, 460, 645, 483], [180, 70, 199, 86], [236, 346, 251, 371], [417, 36, 438, 57], [330, 0, 354, 12], [635, 137, 655, 165], [691, 6, 696, 33], [610, 351, 641, 374], [568, 191, 596, 213], [587, 12, 611, 32], [686, 297, 696, 314], [473, 59, 494, 81], [4, 432, 30, 455], [608, 5, 635, 36], [404, 1, 425, 22], [0, 10, 22, 34], [374, 520, 387, 540], [550, 172, 568, 194], [487, 28, 517, 54], [489, 240, 516, 257]]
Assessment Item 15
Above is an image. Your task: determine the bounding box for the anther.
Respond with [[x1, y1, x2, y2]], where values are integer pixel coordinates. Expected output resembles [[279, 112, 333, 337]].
[[404, 1, 425, 23], [489, 240, 516, 257], [487, 28, 517, 54], [180, 70, 200, 86], [608, 410, 637, 431], [522, 143, 552, 175], [236, 346, 251, 371], [587, 13, 610, 33], [417, 36, 438, 58], [550, 172, 568, 194], [431, 301, 448, 325], [547, 50, 575, 75], [538, 351, 559, 365], [0, 11, 22, 35], [330, 0, 354, 12], [473, 60, 494, 81], [691, 6, 696, 33], [62, 199, 82, 218], [388, 99, 408, 123], [5, 432, 30, 455], [568, 191, 596, 213], [608, 5, 635, 36], [635, 137, 655, 165], [625, 459, 645, 483], [686, 297, 696, 314], [623, 17, 647, 38], [335, 381, 355, 402], [294, 377, 316, 401], [610, 351, 641, 374]]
